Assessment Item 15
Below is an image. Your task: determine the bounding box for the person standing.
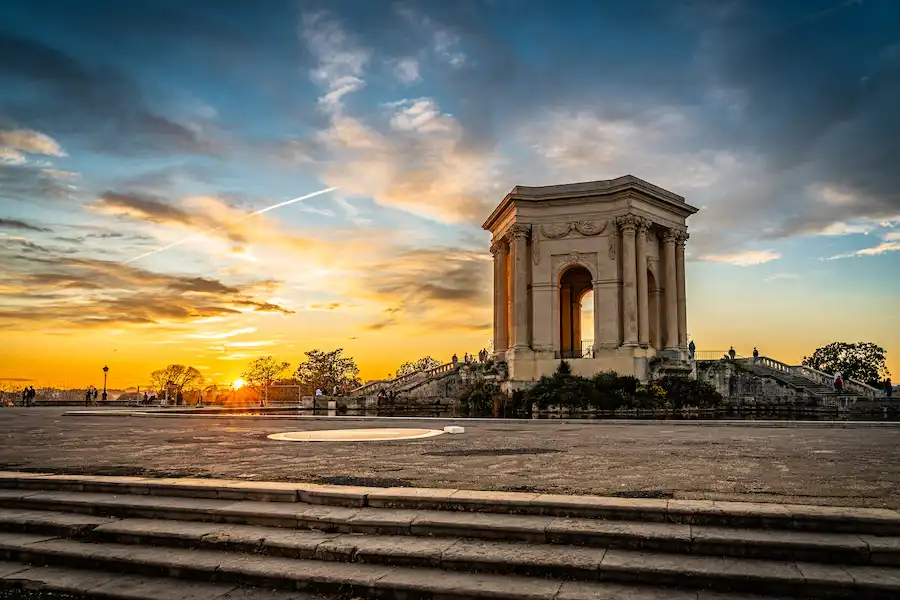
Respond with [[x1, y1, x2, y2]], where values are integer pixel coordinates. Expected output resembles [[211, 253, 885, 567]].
[[688, 340, 696, 360], [752, 347, 759, 361], [728, 346, 736, 360], [28, 386, 35, 406], [885, 378, 893, 399], [833, 372, 844, 395], [85, 388, 92, 407]]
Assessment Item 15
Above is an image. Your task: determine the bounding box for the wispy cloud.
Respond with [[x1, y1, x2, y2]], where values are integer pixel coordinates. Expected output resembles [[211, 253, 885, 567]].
[[764, 273, 800, 282], [825, 231, 900, 260], [698, 250, 782, 266]]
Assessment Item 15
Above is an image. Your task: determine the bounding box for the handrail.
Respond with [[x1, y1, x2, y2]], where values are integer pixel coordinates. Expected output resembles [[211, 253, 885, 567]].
[[747, 356, 879, 398], [349, 361, 457, 395]]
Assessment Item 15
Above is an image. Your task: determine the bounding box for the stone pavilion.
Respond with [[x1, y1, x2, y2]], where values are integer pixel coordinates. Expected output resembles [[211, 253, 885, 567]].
[[482, 175, 699, 385]]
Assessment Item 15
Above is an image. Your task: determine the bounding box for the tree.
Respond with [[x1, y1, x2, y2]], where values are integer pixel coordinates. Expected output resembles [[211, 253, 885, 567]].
[[241, 356, 291, 394], [295, 349, 361, 392], [395, 356, 441, 378], [149, 365, 204, 395], [802, 342, 890, 387]]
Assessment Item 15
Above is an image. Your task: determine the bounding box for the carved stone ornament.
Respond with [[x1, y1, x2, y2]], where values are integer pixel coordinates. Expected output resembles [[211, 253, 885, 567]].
[[490, 239, 507, 256], [552, 251, 598, 275], [532, 230, 541, 265], [647, 255, 659, 275], [509, 223, 531, 240], [662, 230, 679, 244], [540, 220, 609, 239], [675, 230, 690, 247], [616, 213, 639, 233], [608, 235, 617, 261]]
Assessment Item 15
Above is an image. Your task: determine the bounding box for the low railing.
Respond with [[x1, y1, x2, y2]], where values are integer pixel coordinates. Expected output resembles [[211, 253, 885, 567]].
[[742, 356, 879, 399], [349, 361, 457, 395], [693, 350, 742, 361]]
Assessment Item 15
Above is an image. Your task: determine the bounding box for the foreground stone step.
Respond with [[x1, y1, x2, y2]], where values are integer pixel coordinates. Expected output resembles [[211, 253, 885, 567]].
[[0, 535, 874, 600], [0, 560, 335, 599], [3, 472, 899, 535], [2, 499, 898, 567]]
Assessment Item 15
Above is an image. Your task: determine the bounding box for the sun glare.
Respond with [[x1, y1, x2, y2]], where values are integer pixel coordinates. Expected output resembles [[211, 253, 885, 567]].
[[232, 378, 245, 389]]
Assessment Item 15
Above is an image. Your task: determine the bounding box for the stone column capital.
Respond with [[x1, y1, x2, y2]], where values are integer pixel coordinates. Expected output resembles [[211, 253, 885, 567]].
[[662, 229, 679, 245], [636, 217, 652, 234], [616, 213, 640, 235], [490, 239, 508, 256], [675, 230, 689, 247], [509, 224, 531, 241]]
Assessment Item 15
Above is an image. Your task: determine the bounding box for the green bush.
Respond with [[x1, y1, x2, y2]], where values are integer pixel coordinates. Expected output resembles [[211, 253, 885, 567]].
[[526, 361, 597, 411], [458, 380, 495, 416], [658, 376, 722, 408]]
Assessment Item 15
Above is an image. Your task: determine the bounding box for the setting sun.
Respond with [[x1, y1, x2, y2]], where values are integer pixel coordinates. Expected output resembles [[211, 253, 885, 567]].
[[232, 378, 245, 390]]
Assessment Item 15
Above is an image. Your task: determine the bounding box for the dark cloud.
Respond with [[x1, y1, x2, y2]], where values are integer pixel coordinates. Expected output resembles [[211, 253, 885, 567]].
[[685, 0, 900, 238], [0, 218, 50, 232], [0, 164, 77, 204], [0, 250, 293, 329], [358, 248, 490, 330], [0, 33, 214, 157], [94, 191, 193, 225]]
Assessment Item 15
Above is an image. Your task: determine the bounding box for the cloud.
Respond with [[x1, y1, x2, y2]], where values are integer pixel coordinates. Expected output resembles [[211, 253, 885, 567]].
[[764, 273, 800, 282], [350, 246, 491, 331], [392, 57, 421, 83], [300, 11, 371, 111], [826, 231, 900, 260], [0, 33, 215, 156], [698, 250, 782, 266], [0, 218, 51, 232], [0, 129, 66, 158], [0, 163, 79, 203], [0, 250, 292, 330], [691, 2, 900, 241]]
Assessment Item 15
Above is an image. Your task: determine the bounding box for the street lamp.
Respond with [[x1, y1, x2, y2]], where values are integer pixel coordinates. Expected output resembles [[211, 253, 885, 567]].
[[102, 366, 109, 399]]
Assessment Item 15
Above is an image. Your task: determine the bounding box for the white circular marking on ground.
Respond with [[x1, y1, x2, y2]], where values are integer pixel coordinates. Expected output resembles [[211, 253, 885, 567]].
[[267, 428, 445, 442]]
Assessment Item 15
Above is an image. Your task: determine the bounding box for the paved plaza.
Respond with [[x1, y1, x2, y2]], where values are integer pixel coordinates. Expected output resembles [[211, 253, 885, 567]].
[[2, 408, 899, 509]]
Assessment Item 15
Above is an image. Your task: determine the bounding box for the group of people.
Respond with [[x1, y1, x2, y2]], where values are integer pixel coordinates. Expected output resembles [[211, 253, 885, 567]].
[[84, 386, 106, 405], [20, 386, 36, 407], [452, 349, 490, 366]]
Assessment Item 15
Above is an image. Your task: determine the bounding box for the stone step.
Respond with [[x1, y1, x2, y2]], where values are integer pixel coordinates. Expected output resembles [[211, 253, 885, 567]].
[[3, 472, 899, 534], [2, 508, 898, 567], [2, 532, 896, 599], [0, 559, 332, 599]]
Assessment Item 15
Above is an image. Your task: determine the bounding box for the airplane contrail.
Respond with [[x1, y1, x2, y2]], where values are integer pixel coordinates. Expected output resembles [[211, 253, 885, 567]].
[[123, 187, 337, 264]]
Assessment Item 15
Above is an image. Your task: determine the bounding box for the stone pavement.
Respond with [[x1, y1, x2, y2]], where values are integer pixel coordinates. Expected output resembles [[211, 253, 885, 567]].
[[2, 408, 899, 509]]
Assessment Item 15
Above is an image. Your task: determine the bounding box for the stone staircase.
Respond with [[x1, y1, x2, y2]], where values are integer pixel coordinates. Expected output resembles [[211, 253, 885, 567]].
[[1, 473, 900, 599], [737, 357, 879, 401]]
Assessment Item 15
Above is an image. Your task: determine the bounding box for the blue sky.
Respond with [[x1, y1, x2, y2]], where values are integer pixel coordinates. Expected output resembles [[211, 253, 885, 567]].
[[0, 0, 898, 385]]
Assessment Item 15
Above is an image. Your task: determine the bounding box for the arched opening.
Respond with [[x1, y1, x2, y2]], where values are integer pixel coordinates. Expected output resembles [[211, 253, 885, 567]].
[[559, 265, 593, 358], [648, 269, 660, 350]]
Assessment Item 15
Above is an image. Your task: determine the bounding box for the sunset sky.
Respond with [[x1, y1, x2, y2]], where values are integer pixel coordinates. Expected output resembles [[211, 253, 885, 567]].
[[1, 0, 898, 389]]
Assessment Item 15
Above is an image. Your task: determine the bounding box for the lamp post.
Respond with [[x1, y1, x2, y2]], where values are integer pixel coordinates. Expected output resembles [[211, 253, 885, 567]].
[[102, 366, 109, 398]]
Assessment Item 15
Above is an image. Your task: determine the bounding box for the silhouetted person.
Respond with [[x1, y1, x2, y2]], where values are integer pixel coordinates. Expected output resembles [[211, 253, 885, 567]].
[[85, 389, 91, 406], [886, 378, 893, 399], [752, 347, 759, 360], [28, 386, 35, 406], [92, 389, 98, 403], [452, 354, 458, 367], [22, 387, 28, 407], [728, 346, 736, 360], [688, 340, 696, 360]]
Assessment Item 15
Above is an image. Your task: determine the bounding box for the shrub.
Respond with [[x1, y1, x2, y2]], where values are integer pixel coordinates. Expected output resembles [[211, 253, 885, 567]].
[[658, 376, 722, 409], [526, 361, 597, 410], [458, 380, 495, 416]]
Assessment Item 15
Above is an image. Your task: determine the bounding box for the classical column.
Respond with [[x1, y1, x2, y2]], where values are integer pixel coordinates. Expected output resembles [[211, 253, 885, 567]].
[[509, 224, 531, 350], [663, 230, 679, 350], [616, 214, 639, 347], [636, 218, 651, 347], [676, 231, 689, 349], [491, 239, 509, 355]]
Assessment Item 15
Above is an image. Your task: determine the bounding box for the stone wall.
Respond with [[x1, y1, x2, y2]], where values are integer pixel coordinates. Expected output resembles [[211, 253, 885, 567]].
[[697, 361, 815, 407]]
